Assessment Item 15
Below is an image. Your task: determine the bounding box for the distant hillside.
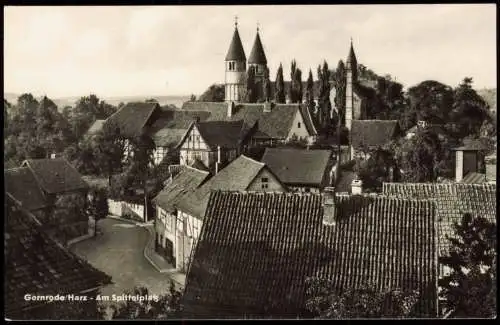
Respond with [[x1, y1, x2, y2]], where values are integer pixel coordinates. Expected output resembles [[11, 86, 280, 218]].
[[477, 88, 497, 112]]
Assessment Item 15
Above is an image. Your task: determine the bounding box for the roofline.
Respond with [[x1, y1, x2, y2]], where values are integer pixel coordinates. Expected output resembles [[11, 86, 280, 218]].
[[240, 154, 265, 167], [185, 164, 211, 176]]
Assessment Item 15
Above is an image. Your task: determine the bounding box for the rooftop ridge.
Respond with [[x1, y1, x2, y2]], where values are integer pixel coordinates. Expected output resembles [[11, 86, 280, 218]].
[[240, 154, 265, 166], [185, 164, 211, 175]]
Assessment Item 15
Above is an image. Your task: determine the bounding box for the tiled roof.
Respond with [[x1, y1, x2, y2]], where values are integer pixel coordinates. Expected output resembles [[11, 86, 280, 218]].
[[382, 183, 497, 259], [351, 120, 400, 149], [248, 31, 267, 64], [176, 155, 268, 219], [183, 191, 438, 318], [107, 102, 159, 138], [4, 168, 50, 211], [5, 194, 112, 315], [261, 148, 332, 187], [461, 172, 487, 184], [196, 120, 247, 149], [86, 119, 106, 136], [22, 158, 89, 194], [225, 27, 246, 62], [181, 102, 317, 139], [152, 128, 187, 148], [152, 166, 210, 214]]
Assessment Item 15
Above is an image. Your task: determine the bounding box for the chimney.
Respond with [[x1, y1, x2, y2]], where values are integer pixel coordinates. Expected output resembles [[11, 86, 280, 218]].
[[215, 145, 222, 174], [322, 188, 336, 226], [455, 149, 464, 182], [50, 153, 56, 159], [485, 155, 496, 183], [351, 179, 363, 194], [227, 101, 235, 118], [263, 101, 272, 113]]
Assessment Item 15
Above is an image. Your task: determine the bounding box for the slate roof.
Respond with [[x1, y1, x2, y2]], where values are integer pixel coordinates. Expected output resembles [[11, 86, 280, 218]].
[[5, 194, 112, 315], [182, 191, 438, 318], [106, 102, 159, 138], [181, 102, 317, 139], [22, 158, 89, 194], [4, 168, 49, 211], [86, 119, 106, 136], [351, 120, 400, 149], [152, 166, 210, 214], [225, 27, 246, 62], [261, 148, 332, 187], [382, 183, 497, 260], [461, 172, 487, 184], [177, 155, 270, 219], [248, 31, 267, 64]]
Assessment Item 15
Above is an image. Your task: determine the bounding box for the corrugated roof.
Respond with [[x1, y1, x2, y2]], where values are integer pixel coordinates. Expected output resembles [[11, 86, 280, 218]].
[[152, 167, 210, 214], [248, 31, 267, 64], [5, 194, 112, 315], [261, 148, 332, 187], [351, 120, 399, 149], [22, 158, 89, 194], [225, 27, 246, 62], [182, 191, 438, 318], [176, 155, 267, 219], [5, 168, 50, 211]]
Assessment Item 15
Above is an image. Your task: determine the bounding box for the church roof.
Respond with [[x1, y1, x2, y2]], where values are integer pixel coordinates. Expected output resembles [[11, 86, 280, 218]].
[[248, 31, 267, 64], [225, 27, 246, 62], [347, 41, 357, 64]]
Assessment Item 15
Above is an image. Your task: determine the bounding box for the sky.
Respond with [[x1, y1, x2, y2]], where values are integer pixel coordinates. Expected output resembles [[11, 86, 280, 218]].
[[4, 4, 497, 98]]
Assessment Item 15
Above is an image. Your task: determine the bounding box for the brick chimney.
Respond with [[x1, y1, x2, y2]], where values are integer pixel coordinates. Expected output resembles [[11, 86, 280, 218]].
[[322, 188, 336, 226], [227, 101, 235, 118], [263, 101, 272, 113], [351, 179, 363, 194]]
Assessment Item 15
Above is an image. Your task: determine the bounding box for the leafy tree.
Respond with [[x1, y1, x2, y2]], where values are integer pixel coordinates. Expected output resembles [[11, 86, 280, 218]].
[[198, 84, 225, 102], [108, 283, 182, 319], [274, 63, 286, 103], [356, 148, 398, 192], [407, 80, 454, 125], [87, 186, 109, 236], [262, 66, 271, 102], [73, 138, 99, 175], [52, 193, 87, 243], [305, 69, 316, 119], [305, 278, 420, 319], [93, 120, 124, 185], [244, 65, 257, 103], [439, 213, 496, 318]]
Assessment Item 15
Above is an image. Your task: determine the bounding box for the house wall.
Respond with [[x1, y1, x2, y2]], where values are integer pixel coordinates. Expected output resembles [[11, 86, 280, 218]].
[[108, 199, 122, 216], [179, 125, 212, 167], [122, 201, 145, 222], [286, 110, 313, 141], [247, 168, 287, 192], [353, 92, 362, 120], [155, 206, 177, 265], [175, 211, 202, 272], [463, 151, 478, 177], [288, 186, 320, 194]]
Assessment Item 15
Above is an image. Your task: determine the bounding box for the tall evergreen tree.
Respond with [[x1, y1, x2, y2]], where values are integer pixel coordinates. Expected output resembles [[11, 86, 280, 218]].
[[262, 66, 272, 102], [334, 60, 346, 126], [275, 63, 286, 103], [317, 61, 332, 131], [245, 66, 257, 103], [305, 69, 316, 119], [294, 67, 303, 104]]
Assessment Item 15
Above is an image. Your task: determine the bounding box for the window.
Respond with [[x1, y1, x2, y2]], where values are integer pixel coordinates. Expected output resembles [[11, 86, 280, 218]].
[[261, 177, 269, 190], [297, 122, 301, 128], [229, 62, 235, 71]]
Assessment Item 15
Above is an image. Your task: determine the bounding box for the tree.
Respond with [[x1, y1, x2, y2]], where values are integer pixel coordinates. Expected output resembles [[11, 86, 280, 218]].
[[189, 94, 196, 102], [108, 283, 182, 319], [274, 63, 286, 103], [87, 186, 109, 236], [262, 66, 271, 102], [244, 65, 257, 103], [198, 84, 225, 102], [93, 120, 124, 185], [334, 60, 346, 126], [289, 60, 303, 104], [52, 193, 87, 243], [439, 213, 496, 318], [356, 148, 398, 192], [305, 278, 420, 319], [305, 69, 316, 120], [407, 80, 454, 125], [317, 61, 332, 133]]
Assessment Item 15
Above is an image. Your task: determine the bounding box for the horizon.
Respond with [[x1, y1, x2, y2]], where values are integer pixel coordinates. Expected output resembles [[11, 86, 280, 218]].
[[4, 5, 497, 98]]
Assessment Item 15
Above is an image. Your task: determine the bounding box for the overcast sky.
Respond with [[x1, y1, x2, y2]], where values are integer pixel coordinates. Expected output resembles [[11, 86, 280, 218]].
[[4, 4, 496, 98]]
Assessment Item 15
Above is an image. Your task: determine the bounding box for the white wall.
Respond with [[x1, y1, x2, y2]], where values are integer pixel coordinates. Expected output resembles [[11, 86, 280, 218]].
[[286, 110, 312, 141], [108, 199, 122, 216], [247, 168, 286, 192]]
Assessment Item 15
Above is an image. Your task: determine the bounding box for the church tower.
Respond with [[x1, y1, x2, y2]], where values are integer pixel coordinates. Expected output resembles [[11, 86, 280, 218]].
[[345, 39, 358, 131], [248, 25, 268, 85], [225, 18, 247, 102]]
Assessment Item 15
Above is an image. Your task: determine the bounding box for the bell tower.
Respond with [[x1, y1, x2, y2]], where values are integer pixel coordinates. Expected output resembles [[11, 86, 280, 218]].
[[224, 17, 247, 102], [248, 23, 268, 85], [345, 38, 358, 131]]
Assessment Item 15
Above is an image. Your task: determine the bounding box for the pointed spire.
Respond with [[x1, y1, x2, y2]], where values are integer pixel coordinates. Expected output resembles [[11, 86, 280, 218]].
[[347, 37, 357, 64], [225, 18, 246, 62], [248, 24, 267, 65]]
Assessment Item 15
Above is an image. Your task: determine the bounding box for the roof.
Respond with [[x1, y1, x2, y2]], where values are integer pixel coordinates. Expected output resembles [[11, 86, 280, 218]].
[[176, 155, 268, 219], [382, 183, 497, 260], [190, 159, 210, 172], [248, 31, 267, 64], [152, 128, 187, 148], [347, 41, 357, 64], [107, 102, 159, 138], [22, 158, 89, 194], [86, 119, 106, 136], [5, 194, 112, 315], [195, 120, 247, 149], [225, 27, 246, 62], [351, 120, 399, 150], [180, 102, 317, 139], [152, 167, 210, 214], [261, 148, 332, 187], [461, 172, 487, 184], [4, 168, 49, 211], [183, 191, 438, 318]]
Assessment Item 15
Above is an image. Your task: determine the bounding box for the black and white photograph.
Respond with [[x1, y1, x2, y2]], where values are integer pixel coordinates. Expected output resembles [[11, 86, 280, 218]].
[[3, 4, 497, 320]]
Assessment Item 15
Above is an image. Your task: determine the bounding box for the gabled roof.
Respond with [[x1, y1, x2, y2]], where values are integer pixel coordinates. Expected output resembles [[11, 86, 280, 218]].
[[22, 158, 89, 194], [4, 168, 50, 211], [106, 102, 160, 138], [195, 120, 247, 149], [351, 120, 399, 150], [261, 148, 332, 187], [248, 31, 267, 64], [183, 191, 438, 318], [225, 27, 246, 62], [382, 183, 497, 259], [190, 159, 210, 172], [86, 119, 106, 136], [152, 167, 210, 214], [176, 155, 270, 219], [5, 194, 112, 316]]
